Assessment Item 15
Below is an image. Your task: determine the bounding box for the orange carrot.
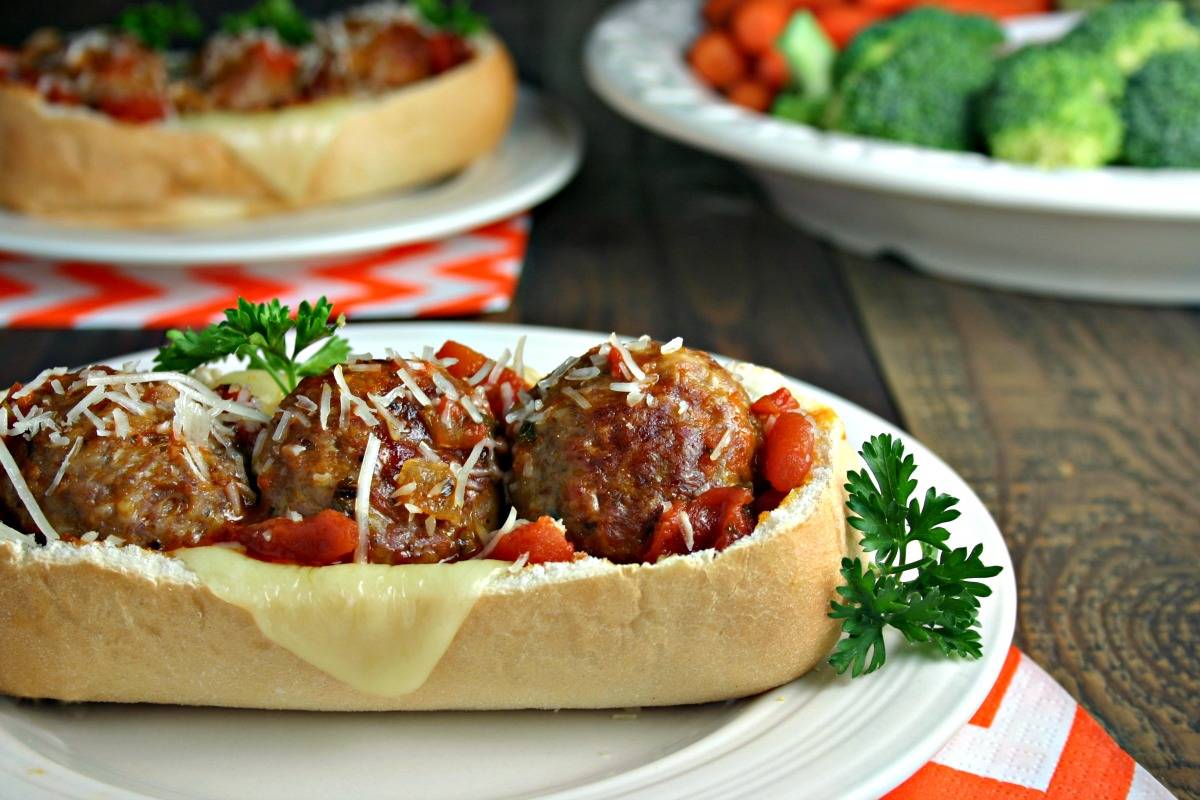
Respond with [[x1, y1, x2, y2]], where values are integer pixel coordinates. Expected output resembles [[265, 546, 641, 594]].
[[814, 5, 886, 48], [688, 30, 748, 88], [755, 47, 791, 89], [731, 0, 794, 55], [727, 78, 775, 111], [703, 0, 744, 26]]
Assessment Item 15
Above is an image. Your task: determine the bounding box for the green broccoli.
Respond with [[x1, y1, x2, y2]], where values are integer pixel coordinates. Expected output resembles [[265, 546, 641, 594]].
[[1122, 49, 1200, 166], [771, 11, 835, 125], [833, 8, 1004, 84], [1060, 0, 1200, 74], [980, 45, 1125, 168], [823, 10, 1003, 151]]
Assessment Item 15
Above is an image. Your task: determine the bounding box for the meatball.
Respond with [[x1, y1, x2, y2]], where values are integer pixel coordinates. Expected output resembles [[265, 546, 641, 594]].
[[508, 339, 761, 563], [0, 367, 255, 547], [253, 358, 501, 564]]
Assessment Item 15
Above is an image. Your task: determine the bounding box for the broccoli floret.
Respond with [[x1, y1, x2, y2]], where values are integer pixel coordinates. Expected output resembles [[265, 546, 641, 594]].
[[833, 8, 1003, 84], [824, 11, 1003, 150], [1061, 0, 1200, 74], [1122, 49, 1200, 166], [980, 45, 1125, 168]]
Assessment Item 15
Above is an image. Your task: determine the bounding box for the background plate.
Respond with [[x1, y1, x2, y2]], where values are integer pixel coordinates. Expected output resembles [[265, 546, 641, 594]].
[[0, 90, 582, 267], [585, 1, 1200, 303], [0, 323, 1016, 800]]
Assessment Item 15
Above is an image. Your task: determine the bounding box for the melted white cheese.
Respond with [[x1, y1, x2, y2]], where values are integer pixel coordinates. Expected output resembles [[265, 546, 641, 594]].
[[173, 546, 503, 696]]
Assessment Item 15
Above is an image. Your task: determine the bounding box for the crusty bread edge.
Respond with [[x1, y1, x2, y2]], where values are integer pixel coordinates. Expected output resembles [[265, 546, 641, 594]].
[[0, 367, 858, 710], [0, 35, 516, 227]]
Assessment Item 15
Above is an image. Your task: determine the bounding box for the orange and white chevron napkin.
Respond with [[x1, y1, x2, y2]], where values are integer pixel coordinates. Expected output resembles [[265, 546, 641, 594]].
[[890, 647, 1175, 799], [0, 216, 527, 328]]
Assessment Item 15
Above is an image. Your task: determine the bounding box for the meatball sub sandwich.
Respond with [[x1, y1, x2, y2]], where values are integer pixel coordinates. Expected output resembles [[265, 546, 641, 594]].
[[0, 299, 1001, 709], [0, 1, 516, 226]]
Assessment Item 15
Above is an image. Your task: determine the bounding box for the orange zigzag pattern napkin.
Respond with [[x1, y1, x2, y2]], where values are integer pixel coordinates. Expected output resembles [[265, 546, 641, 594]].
[[0, 216, 527, 329], [890, 647, 1175, 799]]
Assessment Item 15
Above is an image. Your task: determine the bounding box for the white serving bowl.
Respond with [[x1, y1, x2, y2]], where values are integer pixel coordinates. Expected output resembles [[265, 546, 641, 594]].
[[585, 1, 1200, 304]]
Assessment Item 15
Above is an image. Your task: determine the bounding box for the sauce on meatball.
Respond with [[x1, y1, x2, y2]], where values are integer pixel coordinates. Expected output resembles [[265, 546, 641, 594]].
[[507, 338, 761, 563], [253, 358, 502, 564]]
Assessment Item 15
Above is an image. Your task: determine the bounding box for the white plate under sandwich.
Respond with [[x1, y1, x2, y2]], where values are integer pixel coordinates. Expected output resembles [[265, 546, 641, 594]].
[[0, 89, 582, 267], [0, 322, 1016, 800]]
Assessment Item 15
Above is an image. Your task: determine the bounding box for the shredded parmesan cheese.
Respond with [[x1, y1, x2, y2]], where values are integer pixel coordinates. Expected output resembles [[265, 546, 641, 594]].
[[0, 436, 59, 540], [319, 383, 332, 430], [46, 436, 82, 495], [453, 440, 487, 508], [395, 365, 431, 407], [661, 336, 684, 354], [609, 334, 647, 381], [459, 394, 484, 424], [512, 336, 526, 383], [563, 387, 592, 409], [111, 407, 130, 438], [679, 511, 696, 552], [709, 427, 733, 462], [354, 433, 381, 563]]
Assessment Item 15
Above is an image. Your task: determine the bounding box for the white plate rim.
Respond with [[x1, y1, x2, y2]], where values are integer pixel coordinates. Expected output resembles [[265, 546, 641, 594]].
[[584, 0, 1200, 219], [0, 89, 583, 266], [0, 321, 1017, 800]]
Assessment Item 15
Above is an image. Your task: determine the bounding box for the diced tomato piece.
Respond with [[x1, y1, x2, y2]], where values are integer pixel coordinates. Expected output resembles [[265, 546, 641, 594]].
[[762, 412, 815, 492], [436, 340, 489, 380], [751, 387, 801, 419], [489, 516, 576, 564], [644, 486, 755, 562], [99, 93, 168, 123], [202, 510, 359, 566], [607, 346, 627, 379], [435, 340, 526, 418], [427, 33, 470, 73], [430, 396, 490, 448], [754, 487, 788, 516]]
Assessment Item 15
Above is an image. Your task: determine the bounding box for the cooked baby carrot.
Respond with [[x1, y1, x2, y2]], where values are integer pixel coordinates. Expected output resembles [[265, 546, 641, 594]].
[[755, 47, 791, 89], [727, 78, 775, 111], [731, 0, 794, 54], [689, 30, 748, 88], [703, 0, 744, 26], [814, 5, 886, 48]]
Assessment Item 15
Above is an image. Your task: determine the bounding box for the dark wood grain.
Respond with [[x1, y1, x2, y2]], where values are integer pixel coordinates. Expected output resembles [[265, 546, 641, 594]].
[[842, 254, 1200, 798]]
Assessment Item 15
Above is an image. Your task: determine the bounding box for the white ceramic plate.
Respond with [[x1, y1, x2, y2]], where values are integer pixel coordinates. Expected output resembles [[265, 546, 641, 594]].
[[0, 89, 582, 267], [585, 1, 1200, 304], [0, 323, 1016, 800]]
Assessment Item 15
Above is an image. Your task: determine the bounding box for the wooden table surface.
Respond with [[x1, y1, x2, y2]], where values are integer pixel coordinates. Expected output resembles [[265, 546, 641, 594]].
[[1, 1, 1197, 796]]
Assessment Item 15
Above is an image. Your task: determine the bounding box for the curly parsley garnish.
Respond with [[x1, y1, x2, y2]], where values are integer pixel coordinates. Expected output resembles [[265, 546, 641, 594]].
[[221, 0, 313, 45], [414, 0, 486, 36], [829, 434, 1003, 677], [117, 1, 204, 50], [154, 297, 349, 395]]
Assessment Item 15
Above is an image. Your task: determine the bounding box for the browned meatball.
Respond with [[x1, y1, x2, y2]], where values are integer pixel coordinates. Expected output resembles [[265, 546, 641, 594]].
[[508, 339, 761, 563], [0, 367, 255, 547], [253, 358, 501, 564]]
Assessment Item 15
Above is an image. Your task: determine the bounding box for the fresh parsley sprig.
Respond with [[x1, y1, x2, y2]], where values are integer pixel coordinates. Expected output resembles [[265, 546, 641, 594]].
[[154, 297, 349, 395], [117, 1, 204, 50], [829, 434, 1003, 677], [413, 0, 487, 36], [221, 0, 313, 45]]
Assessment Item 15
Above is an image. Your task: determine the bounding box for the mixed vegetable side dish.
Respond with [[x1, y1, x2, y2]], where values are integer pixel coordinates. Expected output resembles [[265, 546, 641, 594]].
[[0, 0, 482, 123], [689, 0, 1200, 169]]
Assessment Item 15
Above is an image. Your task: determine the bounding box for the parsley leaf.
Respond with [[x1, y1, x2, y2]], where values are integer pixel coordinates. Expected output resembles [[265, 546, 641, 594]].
[[116, 1, 203, 50], [154, 297, 349, 395], [829, 433, 1003, 677], [221, 0, 312, 45], [413, 0, 487, 36]]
